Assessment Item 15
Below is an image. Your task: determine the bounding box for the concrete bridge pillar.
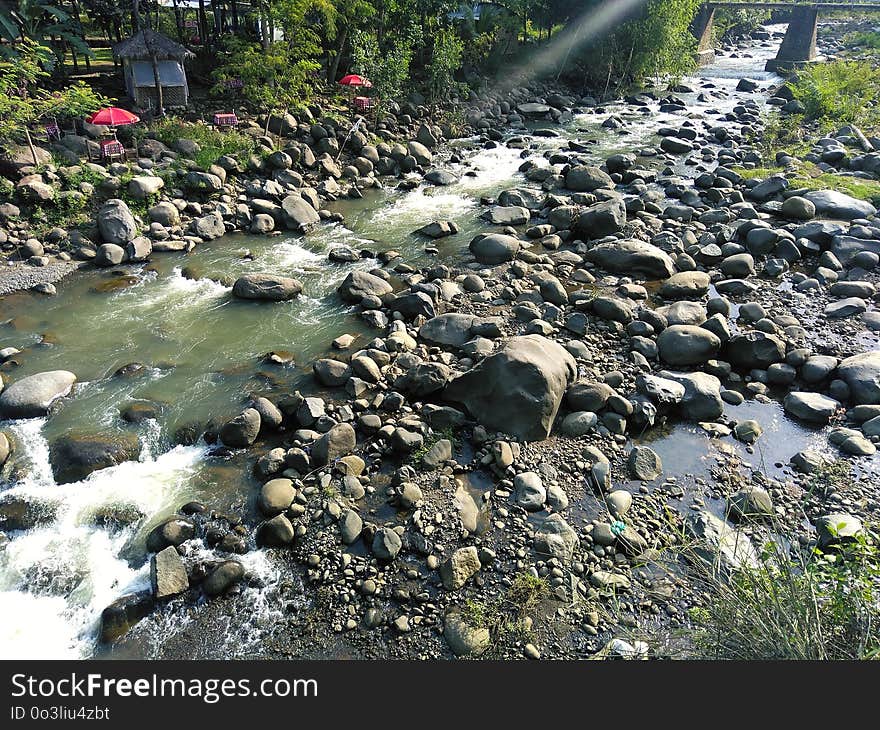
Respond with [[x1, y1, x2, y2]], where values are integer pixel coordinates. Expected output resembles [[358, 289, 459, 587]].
[[690, 5, 716, 65], [766, 6, 819, 72]]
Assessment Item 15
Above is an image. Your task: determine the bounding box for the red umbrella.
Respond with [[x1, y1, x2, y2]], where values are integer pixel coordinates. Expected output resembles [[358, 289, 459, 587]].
[[87, 107, 141, 127], [338, 74, 372, 88]]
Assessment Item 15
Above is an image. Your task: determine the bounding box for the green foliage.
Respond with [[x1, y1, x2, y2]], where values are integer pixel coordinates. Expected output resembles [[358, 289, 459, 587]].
[[844, 30, 880, 51], [150, 117, 256, 170], [460, 571, 549, 650], [425, 26, 466, 105], [211, 35, 318, 112], [0, 39, 110, 157], [690, 527, 880, 660], [790, 60, 880, 129], [569, 0, 703, 88], [733, 162, 880, 207], [351, 24, 420, 116], [711, 8, 770, 44], [0, 0, 91, 71]]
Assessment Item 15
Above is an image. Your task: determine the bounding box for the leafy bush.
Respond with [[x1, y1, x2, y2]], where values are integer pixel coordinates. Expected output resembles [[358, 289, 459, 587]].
[[150, 118, 256, 170], [790, 59, 880, 128]]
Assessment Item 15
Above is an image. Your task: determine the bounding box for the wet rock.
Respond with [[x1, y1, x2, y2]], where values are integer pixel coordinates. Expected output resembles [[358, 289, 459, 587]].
[[232, 274, 303, 301], [514, 471, 546, 511], [0, 494, 57, 531], [780, 196, 815, 220], [258, 478, 296, 516], [533, 514, 579, 563], [256, 514, 295, 546], [313, 358, 351, 387], [585, 238, 675, 278], [100, 592, 155, 643], [469, 233, 521, 264], [203, 560, 245, 596], [312, 423, 356, 464], [442, 335, 577, 441], [607, 490, 632, 518], [151, 545, 189, 598], [49, 430, 141, 483], [340, 509, 363, 544], [372, 527, 402, 560], [145, 516, 195, 552], [95, 243, 126, 267], [338, 270, 393, 302], [560, 410, 598, 436], [219, 408, 261, 448], [659, 271, 710, 299], [481, 205, 529, 226], [627, 445, 662, 481], [440, 546, 481, 590], [444, 612, 490, 657], [784, 392, 840, 423], [97, 199, 138, 245], [836, 351, 880, 405], [574, 199, 628, 239], [657, 325, 721, 366], [686, 511, 759, 573], [658, 370, 723, 420], [280, 194, 321, 232], [0, 370, 76, 418], [724, 332, 786, 370], [728, 486, 774, 521], [734, 419, 763, 444], [416, 220, 458, 238], [566, 165, 613, 192]]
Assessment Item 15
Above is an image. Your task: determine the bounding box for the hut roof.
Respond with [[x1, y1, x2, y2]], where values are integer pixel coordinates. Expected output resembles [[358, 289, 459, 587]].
[[113, 29, 195, 61]]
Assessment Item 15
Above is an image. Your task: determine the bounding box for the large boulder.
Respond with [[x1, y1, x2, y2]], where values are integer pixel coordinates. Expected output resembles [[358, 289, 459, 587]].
[[565, 165, 613, 192], [803, 190, 877, 220], [584, 239, 675, 278], [127, 175, 165, 200], [481, 205, 529, 226], [150, 546, 189, 598], [657, 326, 721, 366], [0, 370, 77, 418], [724, 332, 786, 370], [193, 212, 226, 240], [338, 270, 393, 303], [685, 511, 759, 574], [49, 430, 141, 483], [280, 194, 321, 232], [312, 423, 356, 464], [219, 408, 261, 447], [574, 198, 627, 238], [97, 199, 138, 245], [533, 514, 579, 562], [836, 351, 880, 405], [419, 313, 478, 348], [232, 274, 303, 301], [784, 392, 840, 423], [658, 370, 723, 420], [469, 233, 521, 264], [442, 335, 577, 441]]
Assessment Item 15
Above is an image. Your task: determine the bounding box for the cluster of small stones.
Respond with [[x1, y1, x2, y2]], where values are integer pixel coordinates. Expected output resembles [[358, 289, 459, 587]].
[[1, 25, 879, 660]]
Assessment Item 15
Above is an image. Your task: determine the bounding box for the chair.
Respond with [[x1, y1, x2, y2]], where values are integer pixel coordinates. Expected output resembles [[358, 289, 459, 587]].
[[354, 96, 376, 114], [100, 138, 124, 162], [213, 111, 239, 130]]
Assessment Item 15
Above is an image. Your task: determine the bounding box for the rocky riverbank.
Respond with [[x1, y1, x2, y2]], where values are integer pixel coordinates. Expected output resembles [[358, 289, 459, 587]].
[[2, 23, 880, 660]]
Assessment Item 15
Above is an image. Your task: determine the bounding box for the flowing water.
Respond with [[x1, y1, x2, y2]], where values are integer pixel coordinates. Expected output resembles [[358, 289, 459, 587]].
[[2, 28, 848, 659]]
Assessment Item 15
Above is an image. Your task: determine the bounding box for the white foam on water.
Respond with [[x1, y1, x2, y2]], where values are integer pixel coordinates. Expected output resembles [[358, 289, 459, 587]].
[[0, 419, 206, 659]]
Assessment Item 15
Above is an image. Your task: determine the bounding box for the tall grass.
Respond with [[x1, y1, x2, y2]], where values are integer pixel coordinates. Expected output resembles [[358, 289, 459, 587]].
[[789, 59, 880, 129], [687, 525, 880, 660], [149, 118, 258, 170]]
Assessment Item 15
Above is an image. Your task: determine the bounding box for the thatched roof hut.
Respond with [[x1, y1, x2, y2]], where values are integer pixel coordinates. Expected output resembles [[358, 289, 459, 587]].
[[113, 28, 195, 62], [113, 29, 194, 110]]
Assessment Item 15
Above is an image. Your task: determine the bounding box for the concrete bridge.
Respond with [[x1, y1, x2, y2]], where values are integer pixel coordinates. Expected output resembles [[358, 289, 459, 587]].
[[691, 2, 880, 71]]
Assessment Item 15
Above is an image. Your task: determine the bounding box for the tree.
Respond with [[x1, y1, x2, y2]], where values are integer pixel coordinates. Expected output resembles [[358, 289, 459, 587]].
[[0, 39, 111, 164], [425, 25, 464, 106], [0, 0, 92, 72], [351, 23, 420, 117], [324, 0, 375, 84]]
